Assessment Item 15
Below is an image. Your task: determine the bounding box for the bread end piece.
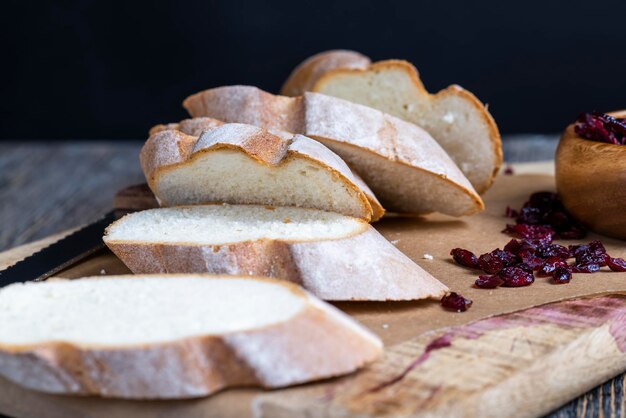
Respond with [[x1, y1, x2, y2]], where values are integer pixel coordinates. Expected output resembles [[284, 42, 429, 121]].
[[0, 275, 382, 399], [281, 50, 371, 97]]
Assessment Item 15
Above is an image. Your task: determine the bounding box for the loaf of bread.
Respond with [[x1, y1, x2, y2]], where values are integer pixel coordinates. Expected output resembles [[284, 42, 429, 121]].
[[142, 120, 384, 221], [280, 50, 502, 194], [183, 86, 484, 216], [0, 275, 382, 399], [103, 205, 449, 301]]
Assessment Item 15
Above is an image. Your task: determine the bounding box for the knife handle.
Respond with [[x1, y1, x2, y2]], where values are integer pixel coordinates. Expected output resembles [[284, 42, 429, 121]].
[[113, 184, 159, 217]]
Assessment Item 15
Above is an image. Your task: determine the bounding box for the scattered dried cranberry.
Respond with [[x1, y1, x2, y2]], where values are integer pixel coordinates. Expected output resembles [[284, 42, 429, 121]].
[[573, 240, 609, 266], [447, 190, 625, 304], [478, 249, 517, 274], [504, 192, 586, 240], [503, 239, 523, 254], [518, 249, 545, 270], [537, 244, 570, 260], [575, 112, 626, 145], [504, 224, 555, 243], [539, 257, 569, 276], [607, 258, 626, 272], [571, 263, 601, 274], [450, 248, 480, 269], [498, 266, 535, 287], [441, 292, 473, 312], [552, 266, 572, 284], [475, 275, 504, 289], [504, 166, 515, 175]]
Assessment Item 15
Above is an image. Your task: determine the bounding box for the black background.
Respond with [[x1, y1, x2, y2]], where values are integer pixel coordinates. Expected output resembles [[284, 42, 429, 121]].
[[3, 0, 626, 139]]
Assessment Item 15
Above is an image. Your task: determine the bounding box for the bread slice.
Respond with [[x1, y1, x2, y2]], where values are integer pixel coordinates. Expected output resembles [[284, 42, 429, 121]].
[[280, 51, 503, 194], [183, 86, 484, 216], [281, 50, 371, 97], [0, 275, 382, 399], [141, 120, 384, 221], [103, 205, 449, 301]]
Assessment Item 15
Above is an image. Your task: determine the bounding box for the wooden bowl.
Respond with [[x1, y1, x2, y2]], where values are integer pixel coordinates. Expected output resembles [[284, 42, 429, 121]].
[[555, 112, 626, 240]]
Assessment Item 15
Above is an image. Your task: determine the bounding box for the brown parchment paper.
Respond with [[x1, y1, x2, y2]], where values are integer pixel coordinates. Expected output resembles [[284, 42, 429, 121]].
[[0, 172, 624, 418]]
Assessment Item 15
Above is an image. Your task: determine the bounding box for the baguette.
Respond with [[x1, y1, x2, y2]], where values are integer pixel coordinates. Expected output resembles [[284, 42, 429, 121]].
[[280, 51, 503, 193], [183, 86, 484, 216], [0, 275, 382, 399], [103, 205, 449, 301], [142, 120, 384, 221]]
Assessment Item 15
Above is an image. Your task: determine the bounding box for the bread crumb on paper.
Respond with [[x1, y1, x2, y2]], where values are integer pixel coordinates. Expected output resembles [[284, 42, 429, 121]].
[[382, 324, 389, 329], [422, 253, 434, 260], [390, 240, 399, 245]]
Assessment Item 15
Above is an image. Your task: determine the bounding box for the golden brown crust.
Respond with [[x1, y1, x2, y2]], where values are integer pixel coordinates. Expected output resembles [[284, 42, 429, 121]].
[[0, 276, 382, 399], [280, 50, 371, 97], [182, 86, 483, 217], [140, 122, 384, 221], [140, 123, 384, 221], [312, 58, 503, 194]]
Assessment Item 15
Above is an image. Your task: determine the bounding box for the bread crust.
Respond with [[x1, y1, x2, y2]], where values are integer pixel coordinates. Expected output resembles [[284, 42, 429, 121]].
[[104, 221, 449, 301], [0, 275, 382, 399], [140, 122, 384, 221], [309, 59, 502, 193], [182, 86, 483, 216], [311, 58, 502, 193], [280, 50, 371, 97]]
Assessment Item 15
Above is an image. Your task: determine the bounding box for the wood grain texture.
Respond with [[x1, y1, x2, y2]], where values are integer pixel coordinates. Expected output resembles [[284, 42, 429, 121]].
[[2, 135, 623, 418], [0, 141, 144, 252]]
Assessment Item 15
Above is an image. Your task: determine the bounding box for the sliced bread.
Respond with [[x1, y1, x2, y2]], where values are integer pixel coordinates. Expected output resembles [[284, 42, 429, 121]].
[[103, 205, 449, 301], [141, 121, 384, 221], [280, 51, 503, 194], [183, 86, 484, 216], [0, 275, 382, 399]]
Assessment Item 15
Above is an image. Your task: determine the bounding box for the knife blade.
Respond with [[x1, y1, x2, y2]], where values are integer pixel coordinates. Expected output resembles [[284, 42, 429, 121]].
[[0, 182, 159, 288], [0, 211, 117, 287]]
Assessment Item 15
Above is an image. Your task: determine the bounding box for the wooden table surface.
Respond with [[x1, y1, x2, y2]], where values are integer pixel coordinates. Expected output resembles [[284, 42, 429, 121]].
[[0, 136, 623, 418]]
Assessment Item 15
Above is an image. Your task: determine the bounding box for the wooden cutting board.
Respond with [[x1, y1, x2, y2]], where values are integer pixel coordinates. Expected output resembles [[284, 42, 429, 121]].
[[1, 164, 625, 418]]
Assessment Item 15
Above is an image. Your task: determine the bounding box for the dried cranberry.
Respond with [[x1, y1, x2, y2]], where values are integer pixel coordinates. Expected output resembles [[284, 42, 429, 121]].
[[478, 249, 518, 274], [575, 112, 626, 145], [518, 249, 544, 270], [539, 257, 569, 276], [504, 224, 555, 243], [475, 275, 504, 289], [528, 191, 560, 210], [504, 192, 587, 240], [558, 227, 587, 239], [450, 248, 480, 269], [441, 292, 473, 312], [517, 207, 543, 225], [503, 239, 523, 254], [607, 257, 626, 272], [571, 263, 601, 274], [498, 266, 535, 287], [574, 240, 609, 266], [537, 244, 570, 260], [552, 266, 572, 284], [514, 263, 534, 274]]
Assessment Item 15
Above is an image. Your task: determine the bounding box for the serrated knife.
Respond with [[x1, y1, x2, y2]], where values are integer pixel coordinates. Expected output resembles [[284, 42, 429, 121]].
[[0, 184, 157, 287]]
